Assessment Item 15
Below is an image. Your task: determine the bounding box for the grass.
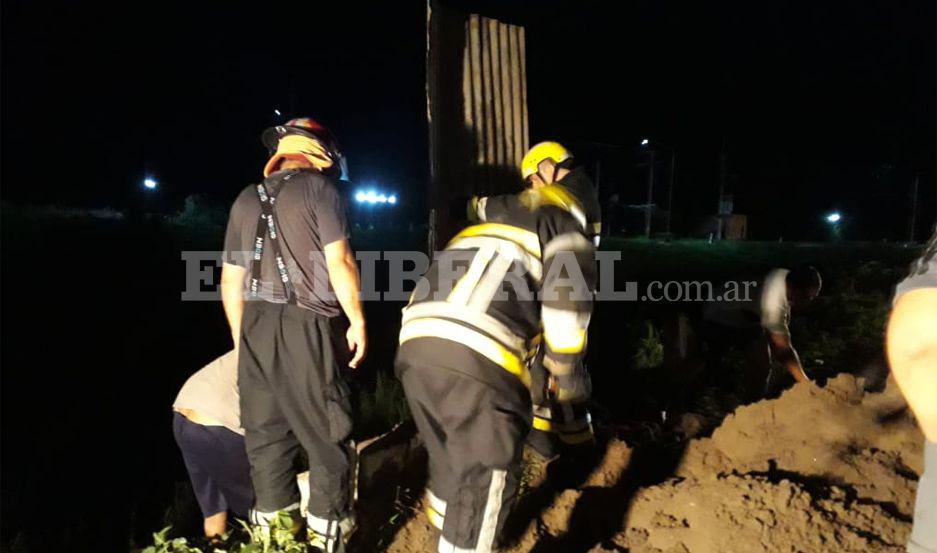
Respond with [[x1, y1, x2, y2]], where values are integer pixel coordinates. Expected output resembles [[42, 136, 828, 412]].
[[354, 371, 411, 439]]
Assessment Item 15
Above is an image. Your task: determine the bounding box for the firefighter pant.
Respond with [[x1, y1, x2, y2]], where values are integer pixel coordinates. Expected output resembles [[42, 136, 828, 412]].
[[397, 339, 532, 553], [238, 301, 356, 523]]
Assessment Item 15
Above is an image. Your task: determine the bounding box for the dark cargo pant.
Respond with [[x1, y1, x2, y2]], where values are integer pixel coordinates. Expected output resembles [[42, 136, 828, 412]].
[[238, 301, 356, 525], [397, 340, 532, 553]]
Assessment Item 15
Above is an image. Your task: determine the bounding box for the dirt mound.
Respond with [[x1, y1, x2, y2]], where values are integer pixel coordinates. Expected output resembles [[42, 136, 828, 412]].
[[380, 375, 925, 552], [677, 374, 923, 513], [611, 474, 909, 553]]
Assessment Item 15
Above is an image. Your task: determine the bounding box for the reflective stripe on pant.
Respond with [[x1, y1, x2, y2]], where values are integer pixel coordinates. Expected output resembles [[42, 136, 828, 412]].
[[397, 340, 531, 552], [426, 489, 448, 531], [437, 469, 509, 553], [909, 439, 937, 553], [307, 513, 356, 553], [239, 301, 356, 521], [527, 401, 595, 459]]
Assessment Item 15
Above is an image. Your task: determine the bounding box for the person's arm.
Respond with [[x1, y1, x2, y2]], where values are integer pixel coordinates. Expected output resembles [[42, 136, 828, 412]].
[[887, 288, 937, 441], [467, 193, 523, 224], [324, 238, 367, 368], [767, 331, 810, 384], [221, 263, 248, 348], [539, 211, 597, 402], [221, 192, 250, 348], [761, 271, 809, 383]]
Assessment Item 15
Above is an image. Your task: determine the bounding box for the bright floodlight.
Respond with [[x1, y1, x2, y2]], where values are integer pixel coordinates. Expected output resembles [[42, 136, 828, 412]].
[[143, 177, 158, 190], [388, 194, 397, 204], [365, 191, 378, 203], [355, 191, 366, 203], [826, 212, 842, 223], [377, 194, 387, 203], [640, 139, 649, 146]]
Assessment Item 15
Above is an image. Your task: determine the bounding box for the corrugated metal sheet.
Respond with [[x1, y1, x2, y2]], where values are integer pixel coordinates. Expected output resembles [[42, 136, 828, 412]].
[[426, 1, 529, 248]]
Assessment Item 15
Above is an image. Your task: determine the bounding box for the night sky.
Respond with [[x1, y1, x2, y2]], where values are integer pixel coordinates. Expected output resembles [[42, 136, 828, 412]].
[[3, 0, 934, 239]]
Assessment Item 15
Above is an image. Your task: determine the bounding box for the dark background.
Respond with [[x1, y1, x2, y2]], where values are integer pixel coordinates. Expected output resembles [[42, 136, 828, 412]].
[[2, 1, 934, 239]]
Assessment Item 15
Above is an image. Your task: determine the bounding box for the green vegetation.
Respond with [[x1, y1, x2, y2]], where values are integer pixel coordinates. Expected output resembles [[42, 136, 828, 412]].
[[632, 322, 664, 371], [141, 512, 309, 553], [355, 371, 411, 439]]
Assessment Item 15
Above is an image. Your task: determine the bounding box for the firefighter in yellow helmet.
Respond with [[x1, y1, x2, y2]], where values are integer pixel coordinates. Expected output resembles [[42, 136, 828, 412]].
[[398, 152, 597, 551], [468, 141, 600, 462], [520, 141, 602, 244]]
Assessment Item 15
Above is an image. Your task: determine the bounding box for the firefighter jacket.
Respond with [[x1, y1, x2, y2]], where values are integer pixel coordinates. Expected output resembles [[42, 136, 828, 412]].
[[400, 184, 597, 387]]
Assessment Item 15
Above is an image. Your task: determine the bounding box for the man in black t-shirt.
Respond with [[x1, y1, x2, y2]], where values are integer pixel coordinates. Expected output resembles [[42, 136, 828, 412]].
[[220, 117, 366, 551]]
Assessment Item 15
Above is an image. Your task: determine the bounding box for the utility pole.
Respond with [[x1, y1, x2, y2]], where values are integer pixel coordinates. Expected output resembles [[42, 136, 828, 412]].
[[645, 148, 656, 238], [908, 172, 920, 242], [716, 136, 726, 240], [666, 151, 676, 236]]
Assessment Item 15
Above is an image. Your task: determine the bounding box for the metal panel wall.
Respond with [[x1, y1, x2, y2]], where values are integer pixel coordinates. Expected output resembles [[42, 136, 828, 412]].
[[426, 1, 529, 249]]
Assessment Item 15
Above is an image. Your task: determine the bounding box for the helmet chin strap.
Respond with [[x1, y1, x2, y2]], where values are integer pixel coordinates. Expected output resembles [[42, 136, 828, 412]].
[[537, 163, 560, 185]]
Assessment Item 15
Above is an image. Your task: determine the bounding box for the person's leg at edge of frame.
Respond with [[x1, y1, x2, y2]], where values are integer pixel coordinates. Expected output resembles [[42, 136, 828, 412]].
[[908, 439, 937, 553]]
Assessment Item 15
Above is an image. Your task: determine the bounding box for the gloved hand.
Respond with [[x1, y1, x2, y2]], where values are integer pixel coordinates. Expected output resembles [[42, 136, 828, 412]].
[[552, 369, 592, 404]]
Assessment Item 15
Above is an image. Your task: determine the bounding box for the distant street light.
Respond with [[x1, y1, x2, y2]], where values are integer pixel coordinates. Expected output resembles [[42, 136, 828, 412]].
[[825, 211, 843, 241], [640, 138, 649, 147], [274, 109, 282, 116], [143, 177, 158, 190], [354, 187, 399, 206]]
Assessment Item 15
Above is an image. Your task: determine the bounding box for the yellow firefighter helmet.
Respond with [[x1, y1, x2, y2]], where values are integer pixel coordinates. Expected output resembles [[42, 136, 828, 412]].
[[521, 141, 573, 180]]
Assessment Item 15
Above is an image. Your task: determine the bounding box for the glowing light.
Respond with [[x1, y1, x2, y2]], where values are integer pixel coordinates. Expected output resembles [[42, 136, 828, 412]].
[[274, 109, 282, 116], [354, 187, 397, 206], [826, 212, 842, 223], [640, 139, 649, 146], [143, 178, 158, 190]]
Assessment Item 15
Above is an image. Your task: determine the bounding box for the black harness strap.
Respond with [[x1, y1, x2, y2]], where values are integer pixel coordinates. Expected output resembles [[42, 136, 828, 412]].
[[250, 181, 298, 305]]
